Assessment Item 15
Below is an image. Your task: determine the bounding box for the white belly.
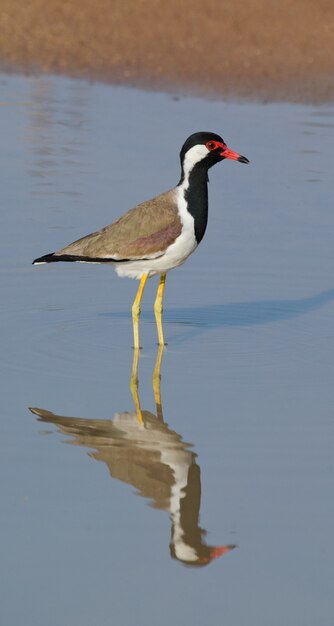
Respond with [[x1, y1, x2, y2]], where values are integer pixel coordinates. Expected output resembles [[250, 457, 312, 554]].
[[115, 230, 197, 279], [115, 187, 197, 279]]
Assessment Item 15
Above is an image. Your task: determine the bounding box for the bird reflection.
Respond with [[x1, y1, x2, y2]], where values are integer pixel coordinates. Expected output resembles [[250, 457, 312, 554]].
[[30, 347, 235, 567]]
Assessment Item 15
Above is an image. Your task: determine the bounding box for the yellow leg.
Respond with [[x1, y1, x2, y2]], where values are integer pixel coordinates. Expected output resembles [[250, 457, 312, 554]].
[[132, 273, 148, 349], [130, 347, 143, 424], [154, 273, 167, 346], [152, 345, 164, 420]]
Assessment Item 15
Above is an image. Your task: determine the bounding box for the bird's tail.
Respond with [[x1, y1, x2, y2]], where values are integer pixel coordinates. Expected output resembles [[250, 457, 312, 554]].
[[32, 252, 57, 264]]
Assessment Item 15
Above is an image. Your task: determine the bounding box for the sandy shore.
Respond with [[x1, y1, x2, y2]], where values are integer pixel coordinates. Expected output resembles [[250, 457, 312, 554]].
[[0, 0, 333, 102]]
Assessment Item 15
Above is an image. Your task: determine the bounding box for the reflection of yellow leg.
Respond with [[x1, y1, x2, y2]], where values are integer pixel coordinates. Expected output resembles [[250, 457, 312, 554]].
[[154, 273, 167, 346], [152, 345, 164, 420], [132, 274, 148, 349], [130, 347, 143, 424]]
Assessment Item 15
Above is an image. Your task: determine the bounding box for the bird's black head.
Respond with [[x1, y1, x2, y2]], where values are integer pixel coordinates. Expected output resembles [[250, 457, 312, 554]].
[[179, 131, 249, 179]]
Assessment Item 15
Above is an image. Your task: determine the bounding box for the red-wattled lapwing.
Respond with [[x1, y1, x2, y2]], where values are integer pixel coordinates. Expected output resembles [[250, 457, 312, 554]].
[[33, 131, 249, 347]]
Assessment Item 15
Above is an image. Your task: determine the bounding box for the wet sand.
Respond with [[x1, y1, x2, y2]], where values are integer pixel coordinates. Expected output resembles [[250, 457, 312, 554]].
[[0, 0, 333, 102]]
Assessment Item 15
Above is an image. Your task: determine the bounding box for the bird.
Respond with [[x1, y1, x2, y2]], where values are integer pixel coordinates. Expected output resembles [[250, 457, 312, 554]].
[[33, 131, 249, 347]]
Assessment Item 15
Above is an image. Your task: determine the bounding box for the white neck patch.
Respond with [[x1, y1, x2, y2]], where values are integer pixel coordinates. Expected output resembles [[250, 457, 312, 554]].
[[182, 144, 209, 185]]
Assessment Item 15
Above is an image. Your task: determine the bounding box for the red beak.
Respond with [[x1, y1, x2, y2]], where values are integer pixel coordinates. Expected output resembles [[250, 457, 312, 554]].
[[197, 544, 237, 565], [221, 145, 249, 164]]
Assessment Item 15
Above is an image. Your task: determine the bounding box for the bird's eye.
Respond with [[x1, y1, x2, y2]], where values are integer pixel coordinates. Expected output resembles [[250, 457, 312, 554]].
[[206, 141, 218, 151]]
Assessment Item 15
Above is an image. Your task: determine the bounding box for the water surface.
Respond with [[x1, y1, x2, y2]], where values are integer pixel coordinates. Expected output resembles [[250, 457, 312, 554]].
[[1, 74, 333, 626]]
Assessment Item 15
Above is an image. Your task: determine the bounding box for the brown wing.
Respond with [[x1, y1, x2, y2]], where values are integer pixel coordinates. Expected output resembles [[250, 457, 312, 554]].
[[54, 189, 182, 260]]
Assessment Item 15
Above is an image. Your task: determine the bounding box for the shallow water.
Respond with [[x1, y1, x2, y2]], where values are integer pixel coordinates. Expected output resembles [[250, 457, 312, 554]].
[[1, 74, 333, 626]]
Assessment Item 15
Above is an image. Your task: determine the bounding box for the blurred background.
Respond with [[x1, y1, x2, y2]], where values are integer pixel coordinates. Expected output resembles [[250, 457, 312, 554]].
[[0, 0, 333, 102]]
